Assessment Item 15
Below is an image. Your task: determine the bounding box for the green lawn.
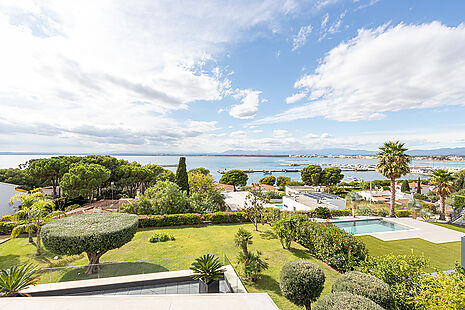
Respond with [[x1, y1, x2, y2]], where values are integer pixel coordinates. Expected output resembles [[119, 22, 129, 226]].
[[360, 222, 463, 271], [0, 223, 339, 310], [1, 222, 462, 309]]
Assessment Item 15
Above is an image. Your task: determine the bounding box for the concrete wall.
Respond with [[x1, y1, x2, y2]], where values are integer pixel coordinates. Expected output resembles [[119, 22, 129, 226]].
[[0, 183, 22, 217], [283, 196, 309, 211]]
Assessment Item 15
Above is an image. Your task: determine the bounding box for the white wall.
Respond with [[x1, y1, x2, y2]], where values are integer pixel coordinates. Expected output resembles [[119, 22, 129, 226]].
[[0, 183, 22, 217], [282, 196, 310, 211]]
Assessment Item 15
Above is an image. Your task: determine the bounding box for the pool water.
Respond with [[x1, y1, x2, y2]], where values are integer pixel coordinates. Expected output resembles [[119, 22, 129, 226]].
[[274, 204, 284, 209], [332, 219, 410, 235]]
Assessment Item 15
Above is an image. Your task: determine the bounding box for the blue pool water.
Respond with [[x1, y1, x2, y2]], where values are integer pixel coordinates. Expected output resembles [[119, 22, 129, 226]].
[[274, 204, 284, 209], [332, 219, 410, 235]]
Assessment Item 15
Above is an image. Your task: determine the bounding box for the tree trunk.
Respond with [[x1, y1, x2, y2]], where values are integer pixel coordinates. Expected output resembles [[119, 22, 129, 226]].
[[439, 195, 446, 221], [28, 231, 33, 243], [242, 246, 249, 261], [254, 217, 258, 231], [305, 304, 311, 310], [85, 251, 106, 274], [389, 178, 396, 217], [35, 227, 41, 256]]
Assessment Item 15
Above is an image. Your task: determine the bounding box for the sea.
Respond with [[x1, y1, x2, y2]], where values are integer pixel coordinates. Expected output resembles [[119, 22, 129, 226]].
[[1, 154, 465, 184]]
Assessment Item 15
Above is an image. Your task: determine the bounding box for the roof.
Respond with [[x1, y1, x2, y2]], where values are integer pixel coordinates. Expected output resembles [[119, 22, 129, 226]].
[[247, 184, 276, 191], [214, 183, 235, 192], [0, 182, 19, 188], [66, 199, 132, 216], [304, 192, 342, 200]]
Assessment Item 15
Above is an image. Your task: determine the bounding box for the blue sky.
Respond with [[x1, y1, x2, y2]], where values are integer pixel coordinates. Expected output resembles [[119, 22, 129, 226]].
[[1, 0, 465, 153]]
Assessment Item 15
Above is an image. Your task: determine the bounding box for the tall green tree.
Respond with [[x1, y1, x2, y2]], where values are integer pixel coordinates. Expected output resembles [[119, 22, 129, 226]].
[[8, 192, 44, 243], [241, 188, 268, 231], [188, 168, 210, 176], [453, 170, 465, 191], [401, 180, 411, 193], [60, 163, 111, 201], [219, 170, 248, 189], [176, 157, 189, 195], [26, 157, 69, 196], [416, 177, 422, 195], [376, 141, 411, 217], [10, 194, 63, 256], [301, 165, 323, 186], [322, 167, 344, 185], [259, 175, 276, 186], [430, 169, 455, 220]]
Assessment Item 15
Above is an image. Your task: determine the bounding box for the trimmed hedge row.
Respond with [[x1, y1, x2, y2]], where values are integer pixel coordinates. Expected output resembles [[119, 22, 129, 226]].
[[0, 222, 17, 235], [138, 212, 248, 228], [314, 292, 385, 310], [293, 219, 368, 272], [395, 209, 412, 217]]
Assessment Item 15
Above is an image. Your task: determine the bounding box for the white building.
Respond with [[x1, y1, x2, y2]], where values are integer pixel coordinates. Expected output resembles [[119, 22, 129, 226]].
[[0, 182, 25, 217], [358, 190, 413, 203], [284, 186, 327, 196], [395, 182, 431, 195], [283, 192, 346, 211]]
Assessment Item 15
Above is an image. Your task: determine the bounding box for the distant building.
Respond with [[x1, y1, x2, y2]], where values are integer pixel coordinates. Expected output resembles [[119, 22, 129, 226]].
[[395, 182, 431, 195], [284, 185, 327, 196], [282, 192, 346, 211], [0, 182, 26, 217], [358, 190, 412, 204], [65, 199, 132, 216], [223, 191, 248, 211], [214, 183, 235, 192]]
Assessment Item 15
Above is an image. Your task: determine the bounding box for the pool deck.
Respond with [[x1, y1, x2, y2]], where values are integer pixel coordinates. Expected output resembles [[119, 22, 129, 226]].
[[329, 217, 465, 243]]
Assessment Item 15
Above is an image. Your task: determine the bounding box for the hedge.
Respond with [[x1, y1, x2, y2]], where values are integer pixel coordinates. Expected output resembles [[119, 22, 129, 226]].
[[332, 271, 394, 310], [314, 292, 385, 310], [395, 210, 412, 217], [293, 220, 368, 272], [41, 213, 139, 255], [138, 212, 248, 228], [0, 222, 17, 235]]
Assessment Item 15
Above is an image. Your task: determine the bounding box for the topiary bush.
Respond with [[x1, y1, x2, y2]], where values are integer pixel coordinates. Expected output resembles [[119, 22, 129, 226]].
[[314, 292, 385, 310], [280, 260, 325, 310], [41, 213, 138, 274], [149, 232, 175, 242], [332, 271, 394, 310]]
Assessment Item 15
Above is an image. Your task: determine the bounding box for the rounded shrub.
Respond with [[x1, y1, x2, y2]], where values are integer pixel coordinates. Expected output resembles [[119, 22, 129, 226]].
[[280, 260, 325, 309], [314, 292, 385, 310], [41, 213, 138, 273], [332, 271, 394, 310]]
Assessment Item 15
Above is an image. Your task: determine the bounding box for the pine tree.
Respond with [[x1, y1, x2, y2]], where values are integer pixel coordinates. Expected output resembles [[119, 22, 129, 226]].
[[176, 157, 189, 195]]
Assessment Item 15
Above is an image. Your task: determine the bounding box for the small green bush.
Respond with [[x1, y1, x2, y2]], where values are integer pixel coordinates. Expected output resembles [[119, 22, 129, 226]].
[[332, 271, 394, 309], [314, 292, 385, 310], [395, 209, 412, 217], [314, 207, 331, 219], [280, 260, 325, 309], [149, 232, 175, 243]]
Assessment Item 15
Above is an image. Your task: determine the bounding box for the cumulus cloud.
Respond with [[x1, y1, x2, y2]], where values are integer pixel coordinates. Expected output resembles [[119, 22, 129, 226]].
[[229, 89, 263, 119], [0, 0, 298, 152], [273, 129, 292, 138], [256, 22, 465, 124], [286, 92, 307, 104], [292, 25, 313, 50]]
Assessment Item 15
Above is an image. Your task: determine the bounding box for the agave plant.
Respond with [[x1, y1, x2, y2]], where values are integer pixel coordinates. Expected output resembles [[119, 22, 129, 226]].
[[0, 264, 40, 297], [190, 254, 224, 284]]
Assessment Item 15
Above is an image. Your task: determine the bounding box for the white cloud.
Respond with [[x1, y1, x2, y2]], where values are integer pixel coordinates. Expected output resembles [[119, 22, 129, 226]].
[[0, 0, 296, 152], [286, 92, 307, 104], [292, 25, 313, 50], [273, 129, 292, 138], [318, 10, 346, 41], [229, 89, 263, 119], [256, 22, 465, 124]]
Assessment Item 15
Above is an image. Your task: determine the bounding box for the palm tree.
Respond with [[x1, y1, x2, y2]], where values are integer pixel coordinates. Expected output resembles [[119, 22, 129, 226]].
[[376, 141, 411, 217], [346, 191, 362, 217], [11, 197, 64, 256], [234, 228, 253, 261], [430, 169, 454, 221], [9, 192, 44, 243]]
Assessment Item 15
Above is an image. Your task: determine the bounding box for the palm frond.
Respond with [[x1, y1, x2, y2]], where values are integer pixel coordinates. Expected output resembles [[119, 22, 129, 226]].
[[10, 223, 36, 239], [0, 264, 40, 296]]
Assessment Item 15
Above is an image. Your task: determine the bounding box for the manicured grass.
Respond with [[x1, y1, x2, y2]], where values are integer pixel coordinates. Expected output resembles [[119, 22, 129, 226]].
[[431, 222, 465, 233], [361, 233, 461, 271], [0, 223, 339, 310]]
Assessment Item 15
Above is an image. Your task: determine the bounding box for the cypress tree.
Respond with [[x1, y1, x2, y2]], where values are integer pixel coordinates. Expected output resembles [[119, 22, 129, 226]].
[[401, 179, 410, 193], [176, 157, 189, 195], [416, 177, 422, 194]]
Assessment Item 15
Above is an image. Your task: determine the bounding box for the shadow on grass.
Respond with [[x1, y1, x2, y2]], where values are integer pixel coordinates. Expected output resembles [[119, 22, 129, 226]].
[[259, 229, 277, 240], [56, 262, 169, 283], [289, 248, 312, 260], [0, 254, 21, 269], [252, 274, 282, 296]]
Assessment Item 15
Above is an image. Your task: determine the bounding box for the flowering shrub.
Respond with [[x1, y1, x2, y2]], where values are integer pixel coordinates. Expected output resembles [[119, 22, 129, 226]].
[[293, 219, 368, 272], [415, 272, 465, 310]]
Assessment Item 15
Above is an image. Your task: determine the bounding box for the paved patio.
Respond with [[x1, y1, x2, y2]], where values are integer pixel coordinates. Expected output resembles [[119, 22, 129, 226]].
[[358, 218, 464, 243]]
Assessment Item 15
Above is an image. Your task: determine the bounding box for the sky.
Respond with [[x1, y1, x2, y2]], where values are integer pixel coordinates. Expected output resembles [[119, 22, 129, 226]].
[[1, 0, 465, 154]]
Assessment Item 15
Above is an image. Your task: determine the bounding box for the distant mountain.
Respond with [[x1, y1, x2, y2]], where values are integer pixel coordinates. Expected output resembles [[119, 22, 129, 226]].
[[220, 148, 377, 156], [406, 147, 465, 156]]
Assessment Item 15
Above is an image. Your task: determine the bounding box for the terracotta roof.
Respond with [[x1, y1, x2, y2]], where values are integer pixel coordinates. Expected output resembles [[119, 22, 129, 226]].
[[65, 199, 132, 216], [247, 184, 277, 191], [214, 183, 235, 192]]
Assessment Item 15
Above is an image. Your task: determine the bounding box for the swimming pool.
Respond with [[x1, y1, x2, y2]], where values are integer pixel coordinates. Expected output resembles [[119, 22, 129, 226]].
[[332, 219, 411, 235]]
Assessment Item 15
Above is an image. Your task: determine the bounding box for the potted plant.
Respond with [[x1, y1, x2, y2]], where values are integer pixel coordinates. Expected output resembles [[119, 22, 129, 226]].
[[0, 264, 40, 297], [190, 254, 224, 293], [408, 198, 422, 220]]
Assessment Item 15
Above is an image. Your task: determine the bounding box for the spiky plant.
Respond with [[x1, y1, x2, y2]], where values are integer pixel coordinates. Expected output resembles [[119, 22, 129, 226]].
[[190, 254, 224, 284], [234, 228, 253, 261], [376, 141, 410, 217], [11, 197, 64, 256], [430, 169, 455, 220], [0, 264, 40, 297], [9, 192, 44, 243]]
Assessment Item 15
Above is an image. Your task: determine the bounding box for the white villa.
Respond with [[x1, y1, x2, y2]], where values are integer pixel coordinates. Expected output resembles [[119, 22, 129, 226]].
[[282, 186, 346, 211]]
